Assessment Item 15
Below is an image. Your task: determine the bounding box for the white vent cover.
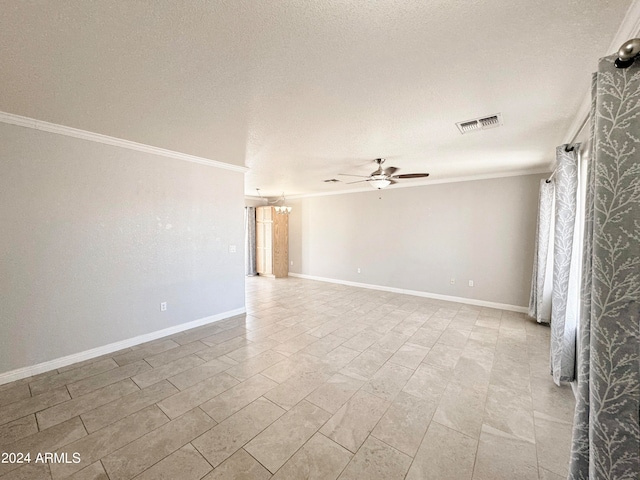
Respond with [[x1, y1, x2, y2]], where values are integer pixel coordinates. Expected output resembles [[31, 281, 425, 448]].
[[456, 113, 503, 134]]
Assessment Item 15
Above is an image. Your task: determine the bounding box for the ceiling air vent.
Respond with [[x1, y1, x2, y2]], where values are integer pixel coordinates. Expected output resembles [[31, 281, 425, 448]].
[[456, 113, 503, 134]]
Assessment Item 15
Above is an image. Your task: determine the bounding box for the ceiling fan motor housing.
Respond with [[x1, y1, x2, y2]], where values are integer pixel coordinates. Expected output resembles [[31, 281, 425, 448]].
[[337, 158, 429, 189]]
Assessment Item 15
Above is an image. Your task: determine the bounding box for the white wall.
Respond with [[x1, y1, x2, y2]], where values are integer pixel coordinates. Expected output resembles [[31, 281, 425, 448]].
[[288, 174, 544, 308], [0, 122, 246, 376]]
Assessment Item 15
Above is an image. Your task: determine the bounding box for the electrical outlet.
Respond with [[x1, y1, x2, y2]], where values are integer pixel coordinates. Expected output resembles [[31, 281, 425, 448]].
[[468, 280, 474, 287], [357, 268, 361, 274], [228, 245, 237, 253], [290, 260, 293, 266], [160, 302, 167, 312], [450, 278, 455, 285]]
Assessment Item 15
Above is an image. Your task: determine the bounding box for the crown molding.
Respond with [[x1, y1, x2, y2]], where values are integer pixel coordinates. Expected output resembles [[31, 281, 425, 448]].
[[286, 167, 551, 200], [611, 0, 640, 51], [0, 111, 248, 173]]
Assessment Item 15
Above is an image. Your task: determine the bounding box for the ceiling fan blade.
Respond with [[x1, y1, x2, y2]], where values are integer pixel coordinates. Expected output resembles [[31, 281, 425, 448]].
[[345, 180, 370, 184], [388, 179, 398, 184], [383, 167, 399, 176], [392, 173, 430, 179], [338, 173, 370, 178]]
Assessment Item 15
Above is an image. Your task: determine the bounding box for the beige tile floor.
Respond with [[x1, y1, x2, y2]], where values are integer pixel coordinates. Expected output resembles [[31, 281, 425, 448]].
[[0, 276, 576, 479]]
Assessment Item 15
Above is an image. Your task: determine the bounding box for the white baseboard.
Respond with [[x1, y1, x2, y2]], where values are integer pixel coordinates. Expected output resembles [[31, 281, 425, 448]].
[[0, 307, 246, 386], [288, 273, 528, 313]]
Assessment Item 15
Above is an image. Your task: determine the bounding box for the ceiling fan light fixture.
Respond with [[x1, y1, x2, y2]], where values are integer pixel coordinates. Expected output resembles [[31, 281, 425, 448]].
[[369, 179, 391, 189], [338, 158, 430, 189]]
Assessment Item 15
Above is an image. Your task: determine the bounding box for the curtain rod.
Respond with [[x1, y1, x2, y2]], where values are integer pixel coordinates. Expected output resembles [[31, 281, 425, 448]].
[[545, 139, 581, 184], [615, 38, 640, 68], [546, 38, 639, 184], [546, 135, 581, 184]]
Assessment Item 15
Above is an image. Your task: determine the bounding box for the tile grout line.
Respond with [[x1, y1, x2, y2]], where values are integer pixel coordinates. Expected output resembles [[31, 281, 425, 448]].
[[99, 459, 112, 480], [96, 405, 203, 480], [242, 397, 335, 477]]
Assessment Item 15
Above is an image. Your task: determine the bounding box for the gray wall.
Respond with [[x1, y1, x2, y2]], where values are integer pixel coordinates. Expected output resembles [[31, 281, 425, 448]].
[[288, 174, 544, 307], [0, 122, 246, 375]]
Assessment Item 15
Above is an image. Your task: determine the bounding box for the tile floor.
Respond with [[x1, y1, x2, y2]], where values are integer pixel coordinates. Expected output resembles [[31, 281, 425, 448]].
[[0, 276, 576, 479]]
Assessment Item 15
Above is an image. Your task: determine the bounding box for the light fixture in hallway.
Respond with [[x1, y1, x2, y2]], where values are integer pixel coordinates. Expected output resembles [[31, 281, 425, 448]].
[[274, 193, 292, 214], [257, 189, 292, 214]]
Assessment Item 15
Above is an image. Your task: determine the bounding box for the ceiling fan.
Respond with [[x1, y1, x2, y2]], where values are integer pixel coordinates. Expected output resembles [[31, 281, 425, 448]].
[[338, 158, 430, 189]]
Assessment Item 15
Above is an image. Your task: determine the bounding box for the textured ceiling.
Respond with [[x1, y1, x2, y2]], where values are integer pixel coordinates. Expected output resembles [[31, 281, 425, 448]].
[[0, 0, 634, 196]]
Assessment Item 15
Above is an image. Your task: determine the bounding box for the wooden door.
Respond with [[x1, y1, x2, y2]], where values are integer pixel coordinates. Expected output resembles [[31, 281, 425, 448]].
[[272, 211, 289, 278]]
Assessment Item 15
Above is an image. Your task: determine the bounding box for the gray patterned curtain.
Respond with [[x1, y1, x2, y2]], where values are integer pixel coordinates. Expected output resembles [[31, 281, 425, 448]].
[[529, 180, 555, 323], [550, 145, 581, 385], [569, 54, 640, 479], [245, 207, 257, 276]]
